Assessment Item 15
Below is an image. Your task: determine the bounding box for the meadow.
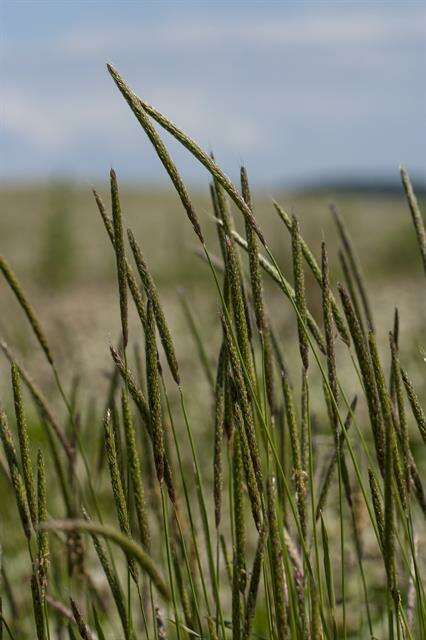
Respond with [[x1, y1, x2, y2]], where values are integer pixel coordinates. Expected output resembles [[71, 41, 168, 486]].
[[0, 65, 425, 639]]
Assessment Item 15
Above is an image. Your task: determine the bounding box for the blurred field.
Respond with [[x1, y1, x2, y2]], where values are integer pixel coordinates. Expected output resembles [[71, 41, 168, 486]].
[[1, 181, 425, 402], [1, 181, 425, 486], [1, 180, 425, 466]]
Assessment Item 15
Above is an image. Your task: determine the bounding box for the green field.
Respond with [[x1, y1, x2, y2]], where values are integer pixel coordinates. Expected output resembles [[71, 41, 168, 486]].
[[1, 182, 424, 400]]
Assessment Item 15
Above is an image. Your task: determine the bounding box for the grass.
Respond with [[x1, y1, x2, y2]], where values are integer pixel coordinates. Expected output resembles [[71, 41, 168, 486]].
[[0, 64, 425, 639]]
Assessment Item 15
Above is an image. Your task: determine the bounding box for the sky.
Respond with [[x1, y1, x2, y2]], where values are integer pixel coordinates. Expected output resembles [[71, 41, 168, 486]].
[[1, 1, 425, 186]]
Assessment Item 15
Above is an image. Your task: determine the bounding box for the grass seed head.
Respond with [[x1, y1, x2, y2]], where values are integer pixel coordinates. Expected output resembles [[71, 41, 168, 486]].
[[121, 390, 151, 549], [104, 409, 139, 582], [222, 315, 263, 490], [11, 363, 37, 527], [338, 284, 385, 473], [30, 573, 46, 640], [128, 229, 180, 384], [401, 367, 426, 444], [107, 64, 204, 243], [291, 215, 309, 371], [214, 343, 226, 528], [321, 243, 339, 439], [243, 525, 268, 640], [266, 476, 289, 640], [145, 298, 165, 484], [0, 409, 32, 540], [273, 200, 350, 346], [400, 165, 426, 275], [232, 430, 247, 594], [0, 255, 54, 365], [233, 401, 263, 531], [108, 64, 264, 244], [331, 203, 374, 333], [110, 169, 128, 348], [1, 340, 73, 462], [240, 166, 265, 333], [36, 449, 49, 596]]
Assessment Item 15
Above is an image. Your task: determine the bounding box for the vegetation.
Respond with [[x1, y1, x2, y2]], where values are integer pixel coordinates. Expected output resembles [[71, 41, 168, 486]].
[[0, 64, 425, 639]]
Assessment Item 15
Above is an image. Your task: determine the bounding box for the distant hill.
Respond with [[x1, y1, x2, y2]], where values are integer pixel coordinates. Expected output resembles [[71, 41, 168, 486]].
[[292, 176, 426, 197]]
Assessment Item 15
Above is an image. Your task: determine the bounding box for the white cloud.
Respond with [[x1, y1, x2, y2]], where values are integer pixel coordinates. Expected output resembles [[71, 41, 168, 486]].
[[1, 81, 262, 158], [60, 8, 426, 57], [2, 86, 129, 149], [2, 3, 425, 180]]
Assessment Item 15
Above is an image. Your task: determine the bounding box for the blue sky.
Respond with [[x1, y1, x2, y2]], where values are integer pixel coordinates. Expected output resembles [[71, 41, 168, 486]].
[[1, 1, 425, 186]]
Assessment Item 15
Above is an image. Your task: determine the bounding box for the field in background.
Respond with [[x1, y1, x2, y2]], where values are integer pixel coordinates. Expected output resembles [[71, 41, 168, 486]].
[[1, 181, 425, 486], [1, 182, 424, 404]]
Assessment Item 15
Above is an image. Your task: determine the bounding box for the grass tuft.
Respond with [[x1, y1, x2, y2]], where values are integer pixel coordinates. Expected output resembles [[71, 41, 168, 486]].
[[0, 63, 424, 640]]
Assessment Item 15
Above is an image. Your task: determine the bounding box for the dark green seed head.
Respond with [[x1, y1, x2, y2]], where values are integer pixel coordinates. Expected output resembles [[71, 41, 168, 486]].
[[37, 449, 49, 595], [400, 165, 426, 276], [291, 215, 309, 371], [266, 476, 289, 639], [339, 284, 385, 473], [128, 229, 180, 384], [107, 64, 204, 243], [0, 255, 54, 365], [401, 367, 426, 444], [104, 409, 138, 582], [11, 363, 37, 527], [321, 243, 339, 439], [110, 169, 128, 348], [145, 298, 165, 484], [121, 390, 151, 549]]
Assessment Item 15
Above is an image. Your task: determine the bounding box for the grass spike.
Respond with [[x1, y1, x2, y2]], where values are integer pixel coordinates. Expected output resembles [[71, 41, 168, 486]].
[[107, 64, 264, 244], [121, 390, 151, 549], [273, 200, 350, 345], [401, 368, 426, 445], [400, 165, 426, 275], [11, 363, 37, 527], [291, 215, 309, 371], [242, 525, 268, 640], [214, 218, 327, 354], [36, 450, 49, 597], [104, 409, 139, 583], [0, 255, 54, 365], [145, 298, 165, 484], [107, 64, 204, 243], [30, 574, 46, 640], [213, 342, 226, 528], [110, 169, 128, 348], [338, 284, 385, 473], [331, 203, 374, 332], [266, 476, 289, 640], [128, 229, 180, 385], [0, 409, 32, 540]]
